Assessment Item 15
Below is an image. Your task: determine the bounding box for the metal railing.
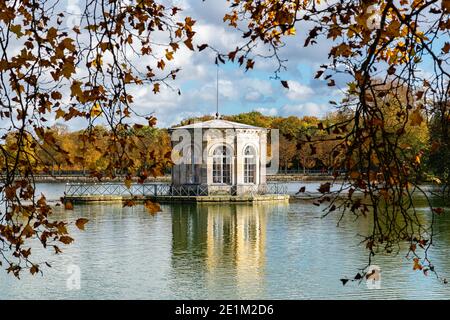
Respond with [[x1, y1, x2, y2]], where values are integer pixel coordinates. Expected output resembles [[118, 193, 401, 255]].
[[243, 184, 288, 196], [273, 169, 347, 175], [65, 182, 287, 197], [65, 183, 210, 197]]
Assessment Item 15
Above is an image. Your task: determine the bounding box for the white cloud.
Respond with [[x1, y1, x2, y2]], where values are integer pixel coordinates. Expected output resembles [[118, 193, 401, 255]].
[[281, 103, 331, 117], [245, 91, 263, 102], [255, 107, 278, 116], [285, 81, 314, 101]]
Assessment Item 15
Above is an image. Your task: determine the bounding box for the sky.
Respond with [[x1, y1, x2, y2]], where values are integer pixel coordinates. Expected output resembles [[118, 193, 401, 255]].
[[4, 0, 444, 131], [119, 0, 344, 128]]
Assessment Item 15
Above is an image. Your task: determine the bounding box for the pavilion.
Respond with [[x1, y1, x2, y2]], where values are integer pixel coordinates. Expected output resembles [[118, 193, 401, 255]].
[[169, 118, 268, 196]]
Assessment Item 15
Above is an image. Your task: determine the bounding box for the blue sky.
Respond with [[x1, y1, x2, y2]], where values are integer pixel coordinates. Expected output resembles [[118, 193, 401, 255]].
[[45, 0, 446, 130], [123, 0, 344, 128]]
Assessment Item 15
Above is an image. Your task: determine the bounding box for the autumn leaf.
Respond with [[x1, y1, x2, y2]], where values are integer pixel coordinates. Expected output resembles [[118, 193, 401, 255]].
[[30, 264, 39, 275], [296, 186, 306, 194], [183, 39, 194, 51], [281, 80, 289, 89], [90, 103, 102, 117], [64, 201, 74, 210], [410, 109, 424, 126], [197, 44, 208, 51], [245, 59, 254, 71], [153, 83, 160, 94], [10, 25, 24, 38], [22, 224, 35, 238], [123, 199, 135, 207], [318, 182, 331, 194], [144, 200, 161, 214], [70, 81, 82, 98], [413, 258, 423, 271], [165, 50, 174, 61], [124, 176, 132, 189], [75, 218, 89, 230], [36, 194, 46, 207], [59, 236, 74, 245], [442, 42, 450, 54]]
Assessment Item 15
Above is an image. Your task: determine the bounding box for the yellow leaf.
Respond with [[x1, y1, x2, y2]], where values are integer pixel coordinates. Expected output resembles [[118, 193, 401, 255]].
[[90, 103, 102, 117], [165, 50, 174, 61], [286, 27, 296, 35], [415, 154, 421, 164]]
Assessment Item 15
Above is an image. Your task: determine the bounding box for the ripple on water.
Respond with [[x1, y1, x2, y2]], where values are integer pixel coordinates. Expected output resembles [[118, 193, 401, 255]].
[[1, 183, 450, 299]]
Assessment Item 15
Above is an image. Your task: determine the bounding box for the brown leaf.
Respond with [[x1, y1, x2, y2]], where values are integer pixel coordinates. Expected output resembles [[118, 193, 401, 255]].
[[59, 236, 74, 245], [318, 182, 331, 194], [144, 200, 161, 214], [197, 44, 208, 51], [75, 218, 89, 230], [30, 264, 39, 275], [184, 39, 194, 51], [281, 80, 289, 89], [123, 199, 135, 207], [296, 186, 306, 194], [22, 224, 35, 238], [410, 109, 424, 126], [124, 177, 132, 189]]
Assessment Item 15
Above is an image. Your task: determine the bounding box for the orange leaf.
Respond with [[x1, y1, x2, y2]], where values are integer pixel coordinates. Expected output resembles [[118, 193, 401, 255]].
[[144, 200, 161, 214], [64, 201, 74, 210]]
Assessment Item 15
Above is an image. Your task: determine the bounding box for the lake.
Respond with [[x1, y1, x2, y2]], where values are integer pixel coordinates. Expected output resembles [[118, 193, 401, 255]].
[[0, 182, 449, 299]]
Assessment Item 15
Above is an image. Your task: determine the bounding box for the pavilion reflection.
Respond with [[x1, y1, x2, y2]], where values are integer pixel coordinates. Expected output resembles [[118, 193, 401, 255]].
[[170, 203, 286, 297]]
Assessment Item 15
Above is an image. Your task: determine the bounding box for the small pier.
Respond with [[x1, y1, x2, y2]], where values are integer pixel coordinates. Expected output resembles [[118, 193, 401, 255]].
[[64, 183, 289, 203]]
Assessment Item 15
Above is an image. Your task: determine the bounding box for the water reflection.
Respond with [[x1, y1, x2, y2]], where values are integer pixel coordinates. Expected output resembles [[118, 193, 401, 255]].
[[1, 188, 450, 299], [170, 203, 288, 299]]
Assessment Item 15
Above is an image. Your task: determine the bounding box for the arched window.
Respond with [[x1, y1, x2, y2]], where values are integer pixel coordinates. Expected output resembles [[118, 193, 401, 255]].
[[212, 145, 232, 184], [244, 146, 256, 184]]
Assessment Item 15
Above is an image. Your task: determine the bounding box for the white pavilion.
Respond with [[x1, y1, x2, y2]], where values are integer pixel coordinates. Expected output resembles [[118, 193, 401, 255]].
[[169, 119, 268, 196]]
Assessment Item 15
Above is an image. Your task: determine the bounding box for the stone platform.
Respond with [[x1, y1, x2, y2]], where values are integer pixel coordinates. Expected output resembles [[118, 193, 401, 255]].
[[63, 194, 289, 204]]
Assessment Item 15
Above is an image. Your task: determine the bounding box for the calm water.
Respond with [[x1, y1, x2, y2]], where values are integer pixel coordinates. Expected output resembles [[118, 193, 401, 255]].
[[1, 182, 450, 299]]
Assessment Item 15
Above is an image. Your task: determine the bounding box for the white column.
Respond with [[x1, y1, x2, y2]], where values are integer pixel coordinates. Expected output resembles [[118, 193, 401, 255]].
[[259, 131, 267, 185]]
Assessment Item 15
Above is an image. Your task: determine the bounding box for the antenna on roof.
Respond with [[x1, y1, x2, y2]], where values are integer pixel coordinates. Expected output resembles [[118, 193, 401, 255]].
[[215, 55, 220, 119]]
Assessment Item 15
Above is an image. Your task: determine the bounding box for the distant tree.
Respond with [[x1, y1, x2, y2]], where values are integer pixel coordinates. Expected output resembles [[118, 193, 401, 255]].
[[279, 135, 297, 173]]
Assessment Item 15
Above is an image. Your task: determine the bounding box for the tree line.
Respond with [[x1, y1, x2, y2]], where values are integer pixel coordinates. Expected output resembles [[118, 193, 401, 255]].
[[2, 105, 446, 185]]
